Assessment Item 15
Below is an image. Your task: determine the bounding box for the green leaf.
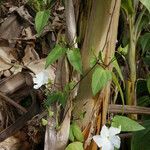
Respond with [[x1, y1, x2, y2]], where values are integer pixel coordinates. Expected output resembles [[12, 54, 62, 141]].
[[69, 126, 75, 142], [47, 109, 54, 117], [58, 92, 67, 108], [41, 118, 48, 126], [112, 115, 145, 132], [139, 0, 150, 13], [112, 72, 125, 105], [67, 48, 83, 74], [92, 67, 112, 95], [131, 120, 150, 150], [90, 57, 97, 68], [121, 0, 134, 15], [45, 44, 67, 68], [64, 81, 76, 93], [143, 51, 150, 66], [147, 75, 150, 94], [71, 123, 84, 142], [118, 45, 128, 56], [113, 58, 124, 84], [45, 91, 66, 107], [140, 33, 150, 55], [65, 142, 84, 150], [35, 10, 50, 35]]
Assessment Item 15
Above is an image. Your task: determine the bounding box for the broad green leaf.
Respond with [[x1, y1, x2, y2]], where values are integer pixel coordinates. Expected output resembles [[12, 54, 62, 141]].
[[131, 120, 150, 150], [147, 75, 150, 94], [45, 44, 67, 68], [112, 72, 125, 105], [140, 33, 150, 55], [67, 48, 83, 74], [69, 126, 75, 142], [113, 58, 124, 84], [112, 115, 145, 132], [41, 118, 48, 126], [35, 10, 50, 35], [139, 0, 150, 13], [92, 67, 112, 95], [121, 0, 134, 15], [65, 142, 84, 150], [71, 123, 84, 142]]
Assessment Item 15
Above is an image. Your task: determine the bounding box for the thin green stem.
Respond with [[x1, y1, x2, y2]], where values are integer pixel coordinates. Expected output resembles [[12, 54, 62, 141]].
[[135, 7, 146, 39]]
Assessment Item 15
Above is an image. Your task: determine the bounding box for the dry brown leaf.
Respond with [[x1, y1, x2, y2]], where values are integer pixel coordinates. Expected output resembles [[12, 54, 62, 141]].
[[15, 6, 34, 25], [22, 45, 39, 66], [0, 136, 21, 150], [0, 15, 23, 41], [0, 47, 17, 72]]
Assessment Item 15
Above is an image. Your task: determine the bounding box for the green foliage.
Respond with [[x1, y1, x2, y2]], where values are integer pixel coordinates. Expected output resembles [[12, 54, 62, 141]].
[[138, 96, 150, 107], [121, 0, 134, 15], [45, 44, 67, 68], [69, 123, 84, 142], [112, 115, 145, 132], [92, 67, 112, 95], [28, 0, 55, 11], [131, 120, 150, 150], [69, 126, 75, 142], [118, 45, 128, 56], [139, 0, 150, 13], [67, 48, 83, 74], [136, 79, 149, 98], [65, 142, 84, 150], [147, 75, 150, 94], [140, 33, 150, 55], [113, 58, 124, 84], [112, 72, 125, 105], [64, 81, 76, 92], [143, 51, 150, 66], [90, 56, 97, 68], [41, 118, 48, 126], [35, 10, 50, 35], [45, 91, 66, 107]]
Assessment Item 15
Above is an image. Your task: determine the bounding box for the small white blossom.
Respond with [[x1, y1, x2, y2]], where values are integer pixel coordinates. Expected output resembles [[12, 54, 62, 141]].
[[93, 125, 121, 150], [33, 70, 49, 89]]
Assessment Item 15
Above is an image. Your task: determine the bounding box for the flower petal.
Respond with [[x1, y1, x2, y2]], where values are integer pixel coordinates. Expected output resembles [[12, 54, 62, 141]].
[[33, 70, 49, 89], [93, 135, 107, 148], [109, 126, 121, 137], [110, 135, 121, 149], [101, 125, 109, 138], [101, 139, 114, 150], [34, 84, 41, 89]]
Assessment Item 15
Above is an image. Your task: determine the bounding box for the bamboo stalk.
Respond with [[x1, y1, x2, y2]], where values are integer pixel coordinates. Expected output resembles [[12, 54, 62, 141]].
[[108, 104, 150, 115]]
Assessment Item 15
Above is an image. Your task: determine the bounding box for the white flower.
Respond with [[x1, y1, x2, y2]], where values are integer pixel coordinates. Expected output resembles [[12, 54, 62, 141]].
[[93, 125, 121, 150], [33, 70, 49, 89]]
